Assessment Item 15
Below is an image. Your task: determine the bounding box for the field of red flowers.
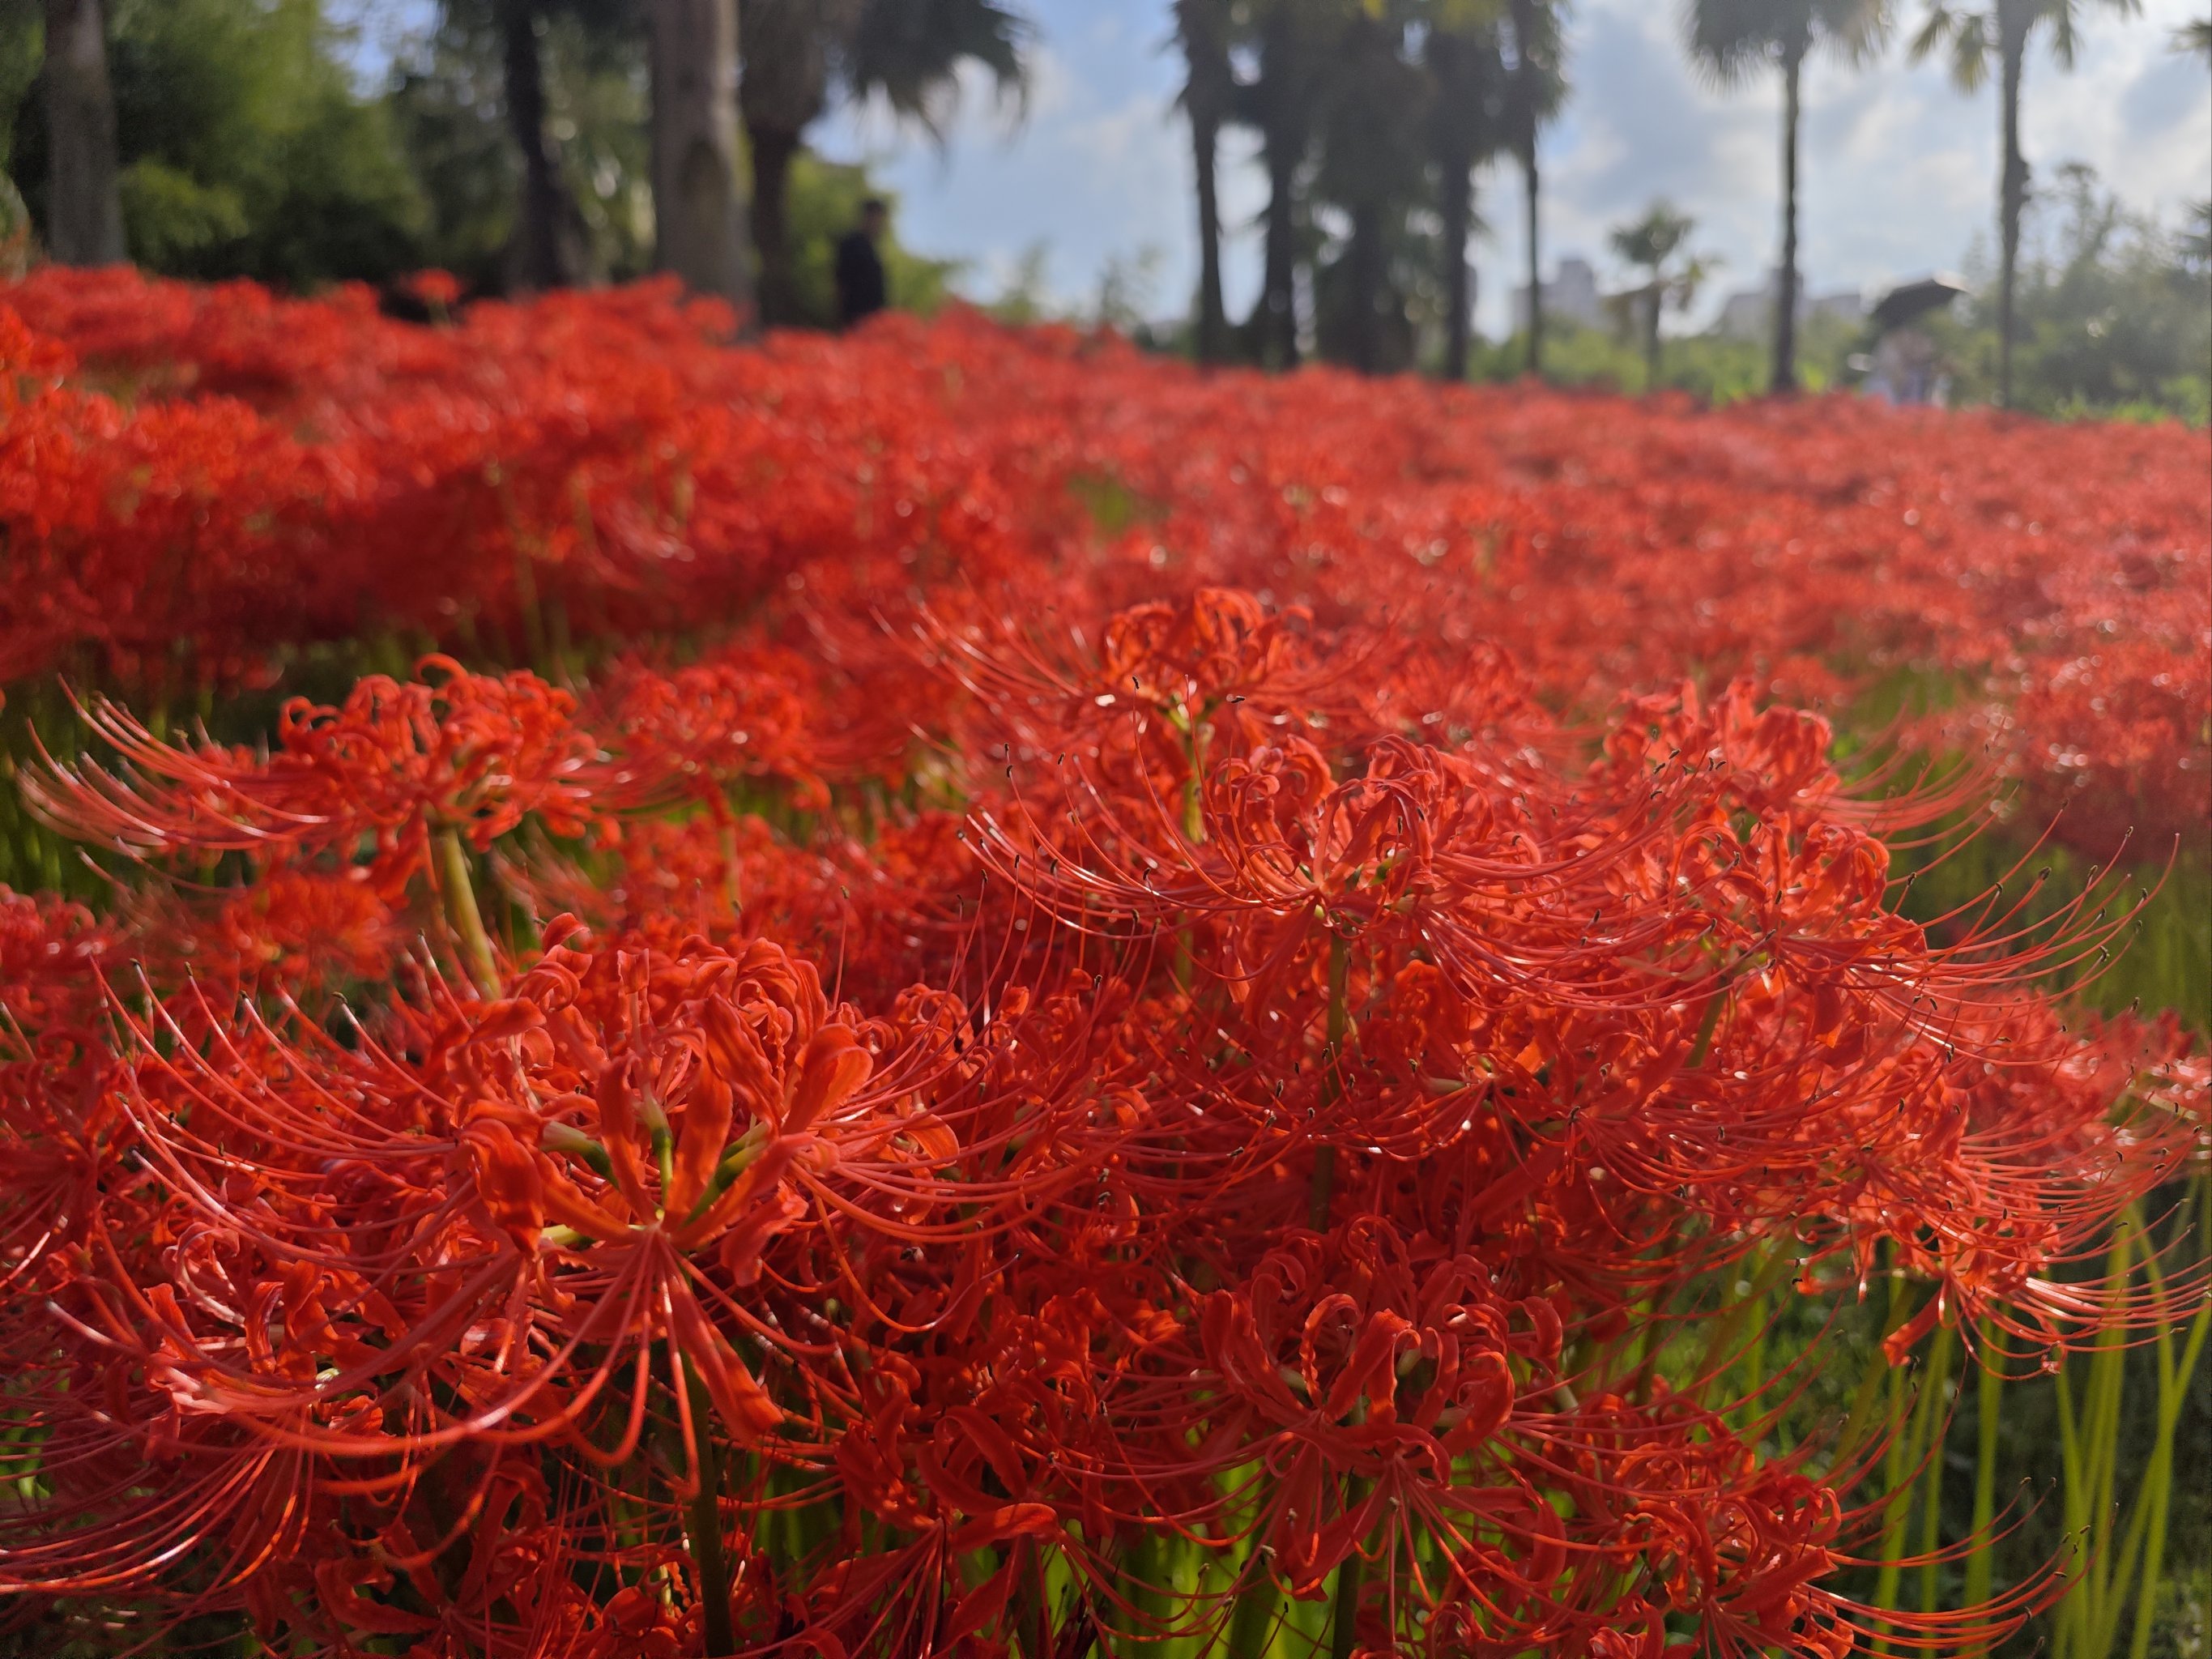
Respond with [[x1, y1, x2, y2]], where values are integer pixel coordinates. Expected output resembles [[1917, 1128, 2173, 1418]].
[[0, 270, 2205, 1659]]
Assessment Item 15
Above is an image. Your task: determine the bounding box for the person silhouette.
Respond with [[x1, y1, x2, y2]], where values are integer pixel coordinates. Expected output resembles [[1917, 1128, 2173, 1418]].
[[835, 198, 889, 331]]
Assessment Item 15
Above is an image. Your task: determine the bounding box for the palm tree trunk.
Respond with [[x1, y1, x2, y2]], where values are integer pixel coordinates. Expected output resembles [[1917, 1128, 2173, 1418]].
[[1178, 0, 1230, 365], [1253, 7, 1304, 371], [1522, 147, 1542, 373], [1645, 284, 1662, 389], [747, 123, 801, 326], [1996, 15, 2027, 409], [650, 0, 752, 313], [1259, 145, 1301, 369], [1191, 98, 1226, 363], [1348, 200, 1383, 375], [40, 0, 125, 266], [1510, 0, 1542, 375], [1771, 45, 1802, 395], [1439, 156, 1473, 382], [499, 0, 573, 292]]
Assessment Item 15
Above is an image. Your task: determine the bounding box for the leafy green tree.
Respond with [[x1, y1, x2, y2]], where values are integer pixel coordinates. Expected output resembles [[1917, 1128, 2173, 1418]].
[[9, 0, 424, 286], [1682, 0, 1887, 393], [393, 0, 655, 292], [1931, 164, 2211, 420], [1912, 0, 2142, 407], [391, 8, 942, 319]]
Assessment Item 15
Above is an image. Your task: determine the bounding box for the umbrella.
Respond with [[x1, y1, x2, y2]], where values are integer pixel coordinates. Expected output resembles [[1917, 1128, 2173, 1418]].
[[1869, 275, 1967, 333]]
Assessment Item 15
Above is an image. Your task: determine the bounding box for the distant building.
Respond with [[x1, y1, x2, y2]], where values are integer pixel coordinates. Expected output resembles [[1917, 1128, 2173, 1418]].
[[1512, 255, 1608, 334], [1715, 270, 1866, 340]]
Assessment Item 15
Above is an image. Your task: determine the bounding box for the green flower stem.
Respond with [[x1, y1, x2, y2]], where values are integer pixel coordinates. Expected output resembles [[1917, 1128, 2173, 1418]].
[[1308, 931, 1352, 1233], [433, 825, 502, 997], [1962, 1318, 2001, 1658], [1223, 1559, 1283, 1659], [1916, 1320, 1957, 1614], [681, 1358, 736, 1657], [1329, 1476, 1370, 1659]]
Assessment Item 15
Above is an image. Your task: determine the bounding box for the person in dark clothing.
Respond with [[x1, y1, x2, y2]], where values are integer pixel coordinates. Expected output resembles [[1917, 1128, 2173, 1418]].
[[834, 198, 889, 329]]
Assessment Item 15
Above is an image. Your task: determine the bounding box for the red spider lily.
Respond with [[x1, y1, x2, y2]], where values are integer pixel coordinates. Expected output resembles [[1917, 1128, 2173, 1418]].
[[579, 650, 832, 817], [0, 262, 2205, 1658], [4, 269, 2200, 865], [24, 656, 600, 891]]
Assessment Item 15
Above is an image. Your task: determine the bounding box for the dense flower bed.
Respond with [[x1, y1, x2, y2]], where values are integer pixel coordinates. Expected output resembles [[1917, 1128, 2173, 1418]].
[[0, 271, 2205, 1657], [2, 268, 2205, 861]]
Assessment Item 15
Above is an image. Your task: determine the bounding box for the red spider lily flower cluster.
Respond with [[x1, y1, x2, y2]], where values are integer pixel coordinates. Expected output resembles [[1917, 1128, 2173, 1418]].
[[0, 268, 2204, 868], [1, 578, 2201, 1658]]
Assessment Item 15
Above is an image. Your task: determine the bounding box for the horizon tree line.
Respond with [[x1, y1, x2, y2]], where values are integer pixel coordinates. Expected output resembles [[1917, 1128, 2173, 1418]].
[[19, 0, 1022, 323], [18, 0, 2207, 405]]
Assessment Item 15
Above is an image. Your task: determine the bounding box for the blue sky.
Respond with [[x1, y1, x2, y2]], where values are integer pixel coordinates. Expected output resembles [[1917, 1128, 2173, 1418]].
[[812, 0, 2210, 334]]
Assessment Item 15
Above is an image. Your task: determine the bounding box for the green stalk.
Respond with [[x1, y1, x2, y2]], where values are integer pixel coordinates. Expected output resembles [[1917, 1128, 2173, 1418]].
[[1871, 1272, 1926, 1643], [1741, 1286, 1767, 1431], [1962, 1318, 2001, 1654], [1123, 1531, 1172, 1657], [1328, 1478, 1369, 1659], [682, 1361, 735, 1657], [1223, 1553, 1283, 1659], [1308, 931, 1352, 1233], [2126, 1189, 2212, 1659], [2078, 1226, 2135, 1656], [2053, 1361, 2087, 1659], [1916, 1320, 1957, 1614], [513, 538, 549, 671], [433, 825, 502, 997]]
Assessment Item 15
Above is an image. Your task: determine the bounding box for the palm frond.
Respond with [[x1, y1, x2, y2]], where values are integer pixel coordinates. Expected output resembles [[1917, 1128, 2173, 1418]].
[[842, 0, 1030, 145]]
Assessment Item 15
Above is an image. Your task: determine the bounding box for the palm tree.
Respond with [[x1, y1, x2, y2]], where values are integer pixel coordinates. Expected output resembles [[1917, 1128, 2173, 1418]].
[[1425, 2, 1511, 381], [1610, 200, 1710, 387], [1912, 0, 2141, 407], [39, 0, 126, 265], [1240, 0, 1334, 369], [1503, 0, 1568, 373], [1314, 5, 1428, 373], [739, 0, 1025, 329], [1173, 0, 1238, 363], [1684, 0, 1888, 394], [649, 0, 752, 309]]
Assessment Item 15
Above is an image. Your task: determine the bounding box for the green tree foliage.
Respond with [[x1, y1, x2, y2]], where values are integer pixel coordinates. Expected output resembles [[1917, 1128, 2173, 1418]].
[[391, 2, 950, 313], [7, 0, 426, 287], [1931, 163, 2212, 421], [391, 0, 650, 288], [1912, 0, 2142, 407], [0, 0, 941, 309]]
